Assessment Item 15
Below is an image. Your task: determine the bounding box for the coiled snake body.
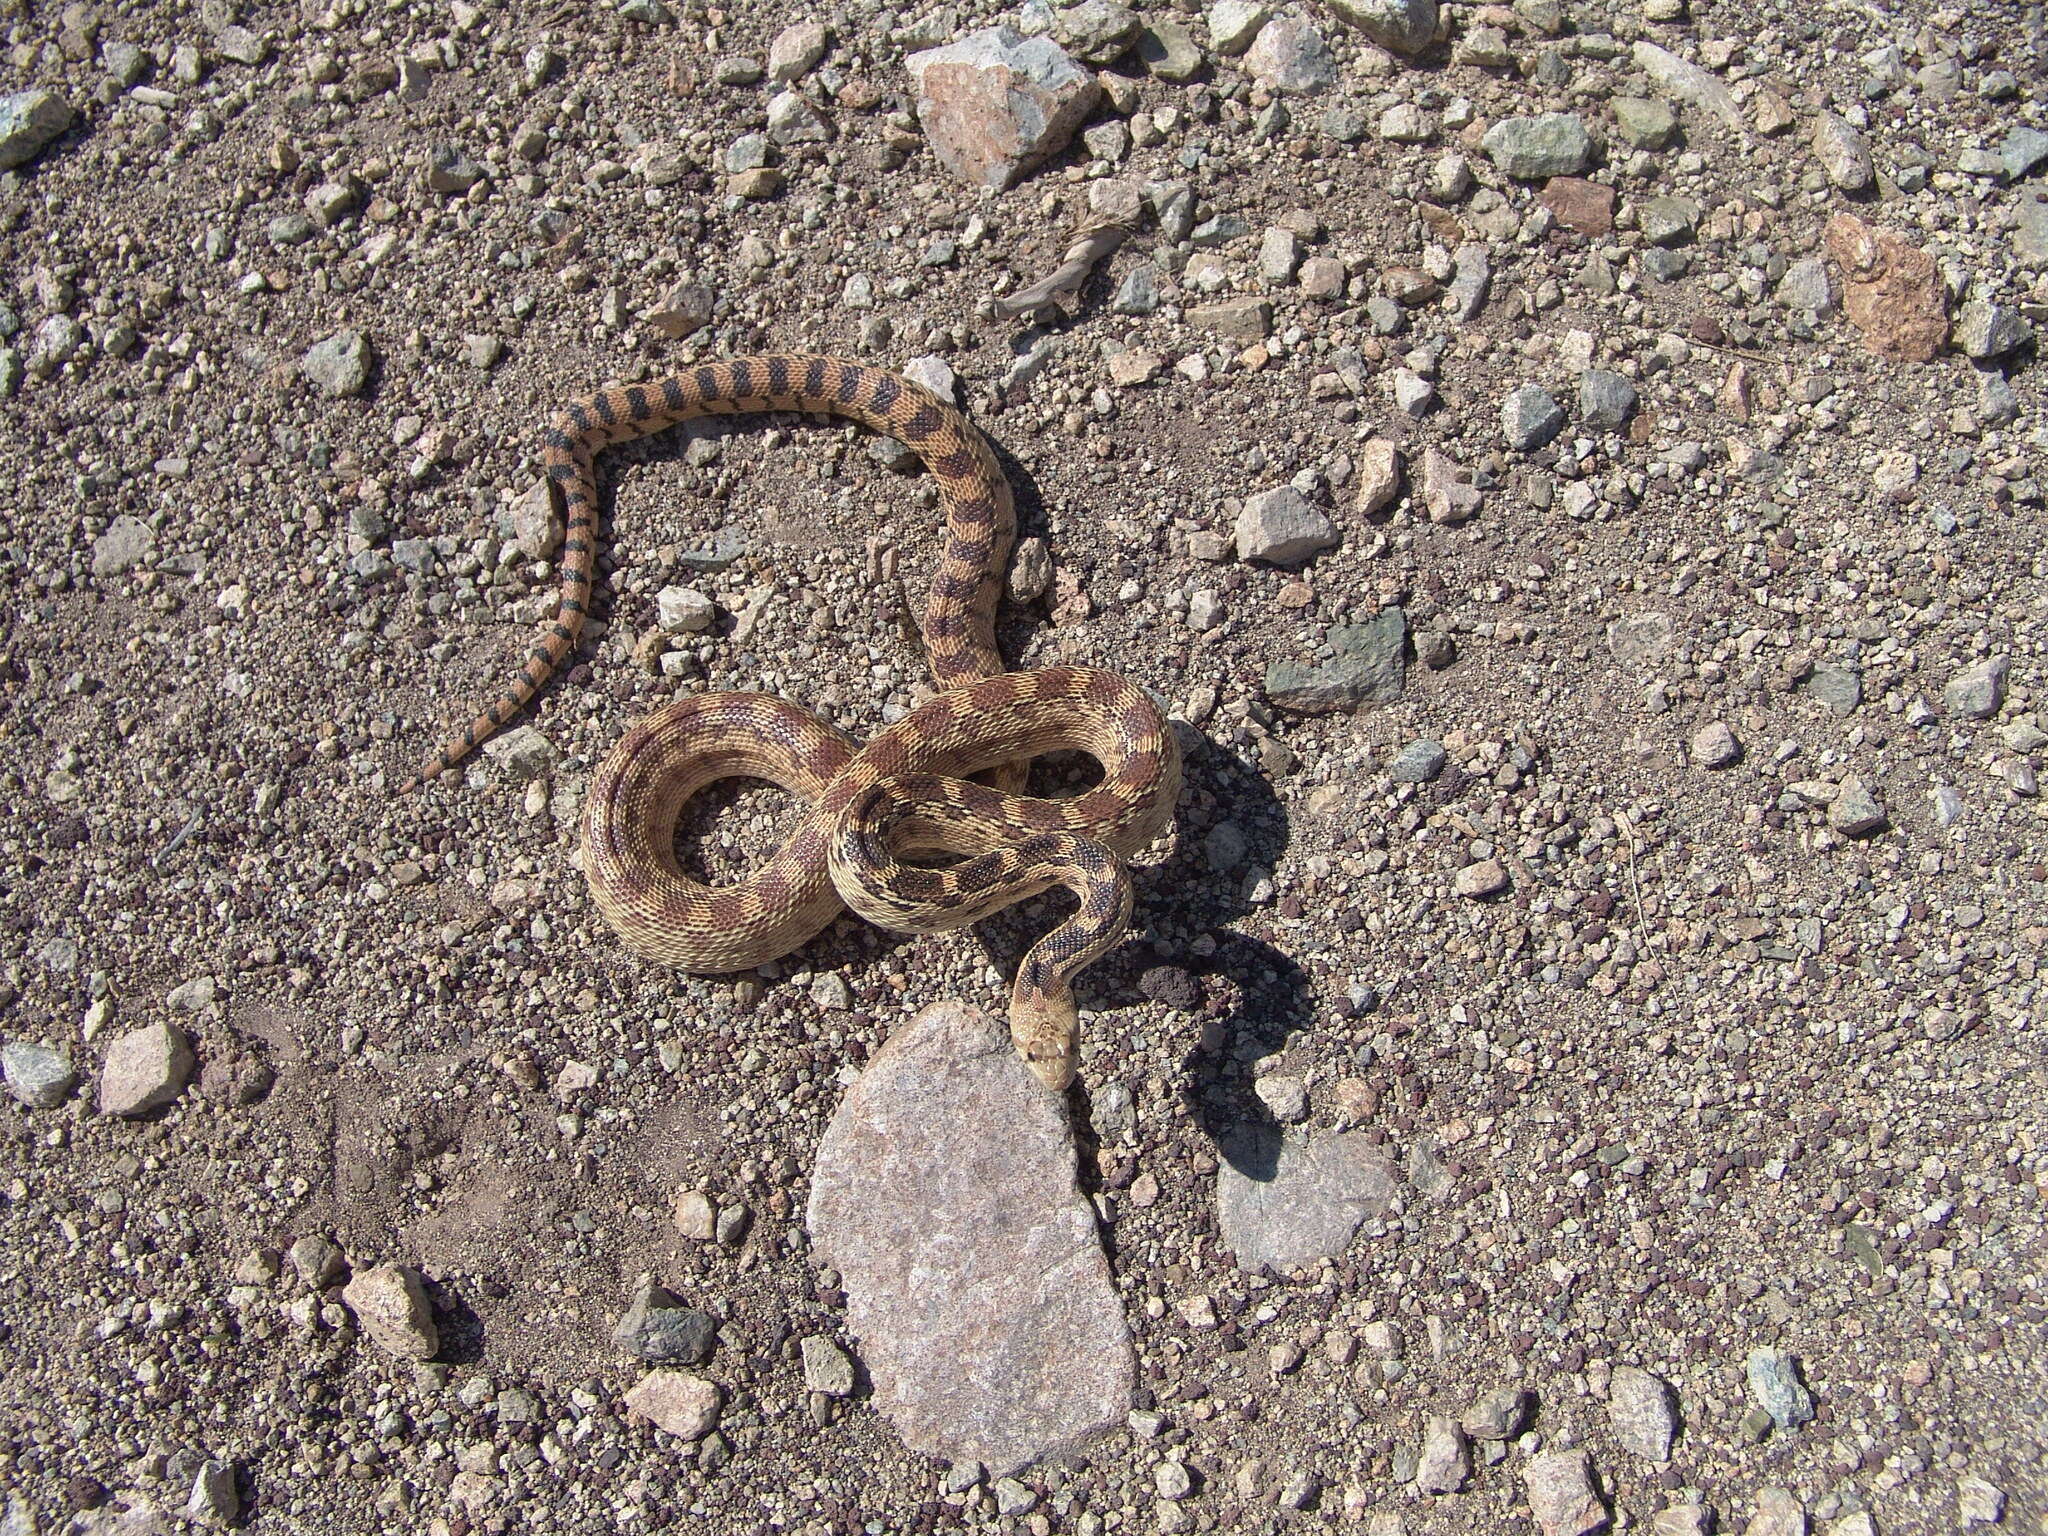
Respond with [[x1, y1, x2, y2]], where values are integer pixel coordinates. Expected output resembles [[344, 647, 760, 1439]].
[[413, 356, 1180, 1089]]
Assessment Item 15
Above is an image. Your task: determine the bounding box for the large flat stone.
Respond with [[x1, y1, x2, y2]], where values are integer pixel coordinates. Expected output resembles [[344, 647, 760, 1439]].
[[1216, 1128, 1398, 1270], [808, 1001, 1131, 1474]]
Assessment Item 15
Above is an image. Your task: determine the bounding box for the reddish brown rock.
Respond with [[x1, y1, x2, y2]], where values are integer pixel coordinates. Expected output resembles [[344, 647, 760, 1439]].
[[1825, 212, 1949, 364], [906, 26, 1100, 190], [1540, 177, 1615, 236]]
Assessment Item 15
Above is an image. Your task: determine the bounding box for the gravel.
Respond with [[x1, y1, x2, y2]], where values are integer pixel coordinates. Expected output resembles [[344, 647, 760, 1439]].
[[1, 0, 2042, 1529]]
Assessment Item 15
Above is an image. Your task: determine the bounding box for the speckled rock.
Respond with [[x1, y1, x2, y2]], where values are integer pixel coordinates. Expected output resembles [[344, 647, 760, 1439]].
[[1216, 1130, 1398, 1269], [622, 1370, 722, 1440], [1524, 1449, 1608, 1536], [1481, 113, 1592, 178], [1243, 17, 1337, 94], [3, 1041, 76, 1108], [0, 90, 74, 170], [342, 1263, 440, 1360], [1826, 212, 1949, 363], [98, 1022, 195, 1117], [907, 28, 1101, 190], [1322, 0, 1437, 55], [808, 1001, 1132, 1474]]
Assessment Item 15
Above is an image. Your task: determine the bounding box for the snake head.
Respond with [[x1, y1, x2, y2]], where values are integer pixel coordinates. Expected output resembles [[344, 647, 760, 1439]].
[[1009, 991, 1079, 1094]]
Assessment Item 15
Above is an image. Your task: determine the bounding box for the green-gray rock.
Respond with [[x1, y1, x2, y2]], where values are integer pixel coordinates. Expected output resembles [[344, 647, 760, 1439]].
[[1612, 95, 1675, 149], [302, 330, 375, 397], [1321, 0, 1437, 55], [1639, 195, 1699, 246], [0, 90, 74, 171], [1481, 113, 1592, 178], [1137, 17, 1203, 80], [1265, 609, 1407, 713]]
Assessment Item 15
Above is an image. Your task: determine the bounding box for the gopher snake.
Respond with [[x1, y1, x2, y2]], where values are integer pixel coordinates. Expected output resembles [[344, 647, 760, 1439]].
[[412, 356, 1180, 1089]]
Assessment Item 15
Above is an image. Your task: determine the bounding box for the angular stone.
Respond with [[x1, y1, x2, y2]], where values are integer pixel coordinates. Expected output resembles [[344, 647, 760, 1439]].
[[1264, 609, 1407, 713], [1244, 17, 1336, 93], [0, 89, 74, 171], [481, 725, 558, 781], [288, 1234, 347, 1288], [1954, 301, 2031, 360], [1777, 258, 1833, 313], [767, 20, 830, 81], [1054, 0, 1142, 64], [343, 1263, 440, 1360], [1419, 448, 1480, 523], [1414, 1415, 1469, 1493], [1579, 369, 1637, 428], [802, 1335, 858, 1396], [1502, 385, 1565, 451], [1216, 1130, 1397, 1270], [509, 478, 563, 559], [807, 1001, 1132, 1474], [613, 1278, 717, 1364], [99, 1022, 195, 1117], [1746, 1348, 1814, 1430], [908, 27, 1101, 190], [1957, 1477, 2006, 1524], [766, 89, 830, 144], [1943, 656, 2008, 719], [2, 1040, 76, 1108], [1630, 40, 1746, 134], [1524, 1450, 1608, 1536], [1802, 660, 1863, 716], [1189, 297, 1271, 340], [2003, 126, 2048, 180], [1811, 113, 1873, 191], [1609, 1365, 1677, 1460], [622, 1369, 722, 1440], [91, 515, 155, 578], [1482, 113, 1592, 179], [1136, 18, 1202, 81], [1206, 0, 1269, 55], [1541, 176, 1616, 235], [1640, 195, 1698, 246], [1827, 213, 1948, 363], [673, 1189, 718, 1241], [301, 330, 375, 397], [1235, 487, 1336, 565], [1691, 721, 1740, 768], [1613, 95, 1676, 148], [1391, 739, 1446, 782], [655, 585, 716, 632], [1827, 777, 1886, 838], [1462, 1386, 1531, 1440], [1746, 1487, 1807, 1536], [1355, 439, 1402, 515], [1322, 0, 1437, 55], [1654, 1507, 1713, 1536], [186, 1460, 239, 1524], [1455, 859, 1509, 898]]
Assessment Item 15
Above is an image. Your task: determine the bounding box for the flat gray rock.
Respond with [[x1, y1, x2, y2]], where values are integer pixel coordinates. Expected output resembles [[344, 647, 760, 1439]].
[[1216, 1129, 1398, 1270], [808, 1001, 1132, 1475], [3, 1040, 76, 1109]]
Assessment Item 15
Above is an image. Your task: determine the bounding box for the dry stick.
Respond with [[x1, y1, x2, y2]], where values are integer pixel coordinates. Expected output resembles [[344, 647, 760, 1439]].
[[993, 222, 1132, 320]]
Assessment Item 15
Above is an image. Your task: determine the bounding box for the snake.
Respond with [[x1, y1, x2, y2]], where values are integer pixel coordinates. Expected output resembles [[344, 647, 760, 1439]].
[[409, 355, 1181, 1090]]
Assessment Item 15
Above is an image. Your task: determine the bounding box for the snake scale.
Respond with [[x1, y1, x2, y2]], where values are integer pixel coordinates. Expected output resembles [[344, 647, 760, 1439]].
[[411, 355, 1181, 1089]]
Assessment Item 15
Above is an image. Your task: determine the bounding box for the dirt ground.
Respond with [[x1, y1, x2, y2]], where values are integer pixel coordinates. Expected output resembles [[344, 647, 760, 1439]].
[[0, 0, 2043, 1531]]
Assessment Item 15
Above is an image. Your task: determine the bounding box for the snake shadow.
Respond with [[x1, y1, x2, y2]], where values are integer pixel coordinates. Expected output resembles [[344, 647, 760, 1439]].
[[976, 723, 1315, 1189]]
